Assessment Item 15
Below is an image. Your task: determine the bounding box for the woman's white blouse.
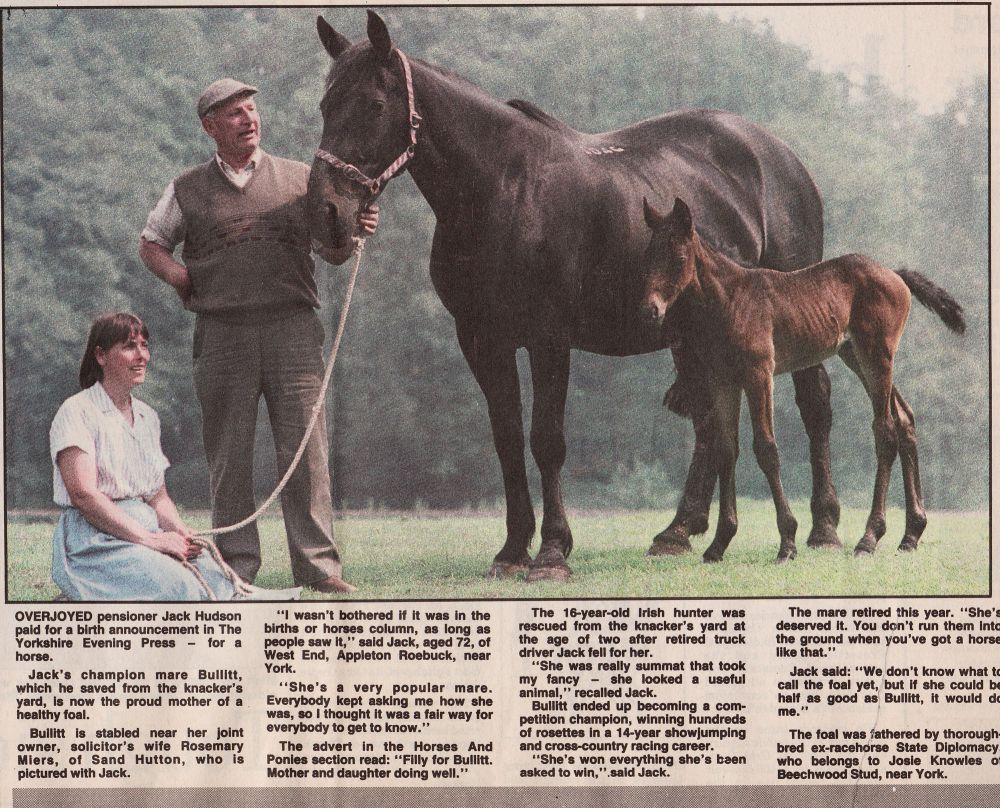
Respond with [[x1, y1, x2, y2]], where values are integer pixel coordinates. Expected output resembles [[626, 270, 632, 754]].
[[49, 383, 170, 507]]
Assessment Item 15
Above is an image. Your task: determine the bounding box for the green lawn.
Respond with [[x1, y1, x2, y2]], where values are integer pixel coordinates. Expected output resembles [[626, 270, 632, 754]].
[[6, 502, 988, 601]]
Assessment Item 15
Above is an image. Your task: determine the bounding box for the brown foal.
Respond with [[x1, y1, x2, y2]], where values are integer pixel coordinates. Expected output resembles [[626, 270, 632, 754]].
[[641, 197, 965, 563]]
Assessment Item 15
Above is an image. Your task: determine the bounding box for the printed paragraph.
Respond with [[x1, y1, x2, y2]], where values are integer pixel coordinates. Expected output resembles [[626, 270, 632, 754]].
[[773, 604, 1000, 782], [261, 606, 495, 783], [13, 608, 247, 783], [516, 605, 748, 781], [263, 606, 493, 672]]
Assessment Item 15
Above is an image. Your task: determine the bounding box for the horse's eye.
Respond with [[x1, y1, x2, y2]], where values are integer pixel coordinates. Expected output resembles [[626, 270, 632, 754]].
[[371, 98, 387, 116]]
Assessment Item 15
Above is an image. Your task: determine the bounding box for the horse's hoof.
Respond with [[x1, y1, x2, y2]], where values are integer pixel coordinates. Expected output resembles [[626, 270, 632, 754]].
[[648, 526, 693, 556], [526, 564, 572, 583], [527, 546, 571, 582], [542, 529, 573, 561], [485, 561, 529, 579], [647, 538, 692, 557], [702, 551, 723, 564], [897, 539, 919, 553], [806, 524, 843, 549], [853, 543, 875, 558], [775, 549, 797, 565]]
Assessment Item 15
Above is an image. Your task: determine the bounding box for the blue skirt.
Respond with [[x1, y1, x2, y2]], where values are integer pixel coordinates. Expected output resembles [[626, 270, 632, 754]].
[[52, 500, 238, 601]]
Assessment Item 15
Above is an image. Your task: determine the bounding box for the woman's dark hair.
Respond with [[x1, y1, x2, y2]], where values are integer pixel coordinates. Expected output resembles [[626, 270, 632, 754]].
[[79, 312, 150, 389]]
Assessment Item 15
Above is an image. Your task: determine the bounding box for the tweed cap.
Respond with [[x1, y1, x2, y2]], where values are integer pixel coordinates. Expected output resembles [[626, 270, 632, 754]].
[[197, 78, 258, 118]]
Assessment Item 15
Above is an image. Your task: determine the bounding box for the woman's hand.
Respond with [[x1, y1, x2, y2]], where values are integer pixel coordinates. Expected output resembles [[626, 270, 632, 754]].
[[147, 531, 188, 561], [147, 485, 200, 558], [149, 531, 201, 562]]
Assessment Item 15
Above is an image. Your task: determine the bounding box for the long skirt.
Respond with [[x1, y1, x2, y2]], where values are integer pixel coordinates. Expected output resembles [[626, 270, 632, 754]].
[[52, 500, 296, 601]]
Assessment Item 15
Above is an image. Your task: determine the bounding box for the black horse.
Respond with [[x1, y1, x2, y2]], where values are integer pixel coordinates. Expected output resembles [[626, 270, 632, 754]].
[[308, 11, 840, 581]]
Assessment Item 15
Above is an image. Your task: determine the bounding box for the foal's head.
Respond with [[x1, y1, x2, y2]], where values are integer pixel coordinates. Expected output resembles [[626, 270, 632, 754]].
[[641, 197, 699, 330]]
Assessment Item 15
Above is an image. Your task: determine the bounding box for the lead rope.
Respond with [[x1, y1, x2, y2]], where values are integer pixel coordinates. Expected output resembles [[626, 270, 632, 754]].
[[182, 236, 368, 600]]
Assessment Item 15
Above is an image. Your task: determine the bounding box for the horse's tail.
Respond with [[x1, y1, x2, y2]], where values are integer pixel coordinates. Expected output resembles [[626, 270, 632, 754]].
[[896, 268, 966, 335]]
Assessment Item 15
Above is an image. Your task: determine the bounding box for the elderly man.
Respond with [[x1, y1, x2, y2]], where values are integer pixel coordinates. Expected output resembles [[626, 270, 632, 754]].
[[139, 79, 377, 594]]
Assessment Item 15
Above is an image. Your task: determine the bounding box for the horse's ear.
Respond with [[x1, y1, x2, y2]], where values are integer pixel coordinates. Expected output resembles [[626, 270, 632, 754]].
[[643, 197, 665, 230], [367, 10, 394, 59], [317, 16, 351, 59], [670, 197, 694, 237]]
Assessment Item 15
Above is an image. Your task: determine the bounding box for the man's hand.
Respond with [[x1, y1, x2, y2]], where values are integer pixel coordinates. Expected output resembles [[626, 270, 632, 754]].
[[356, 204, 379, 237], [139, 237, 194, 303], [313, 204, 382, 265], [174, 269, 193, 303]]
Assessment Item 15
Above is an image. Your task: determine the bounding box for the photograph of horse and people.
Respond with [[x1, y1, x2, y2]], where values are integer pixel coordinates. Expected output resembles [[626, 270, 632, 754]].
[[3, 7, 989, 600]]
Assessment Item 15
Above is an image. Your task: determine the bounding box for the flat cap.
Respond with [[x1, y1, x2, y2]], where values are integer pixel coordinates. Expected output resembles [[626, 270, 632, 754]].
[[197, 78, 258, 118]]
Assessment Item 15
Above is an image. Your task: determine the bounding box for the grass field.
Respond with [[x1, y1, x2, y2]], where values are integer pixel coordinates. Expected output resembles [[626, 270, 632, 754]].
[[5, 502, 989, 601]]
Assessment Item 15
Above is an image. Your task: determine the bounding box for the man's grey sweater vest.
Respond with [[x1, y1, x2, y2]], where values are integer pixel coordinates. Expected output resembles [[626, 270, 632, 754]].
[[175, 153, 318, 320]]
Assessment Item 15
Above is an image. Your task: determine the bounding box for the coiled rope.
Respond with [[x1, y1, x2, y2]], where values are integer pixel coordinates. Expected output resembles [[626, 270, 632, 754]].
[[182, 236, 368, 599]]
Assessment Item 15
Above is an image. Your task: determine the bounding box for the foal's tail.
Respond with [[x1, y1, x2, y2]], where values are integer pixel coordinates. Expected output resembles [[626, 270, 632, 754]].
[[897, 269, 967, 335]]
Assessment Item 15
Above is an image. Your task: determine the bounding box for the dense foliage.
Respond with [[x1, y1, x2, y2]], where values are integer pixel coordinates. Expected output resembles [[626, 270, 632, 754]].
[[3, 8, 988, 513]]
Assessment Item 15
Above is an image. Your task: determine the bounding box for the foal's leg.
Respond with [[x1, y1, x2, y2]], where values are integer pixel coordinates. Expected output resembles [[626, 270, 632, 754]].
[[745, 368, 799, 563], [792, 366, 843, 549], [846, 346, 898, 556], [456, 321, 534, 577], [647, 406, 716, 556], [892, 389, 927, 551], [525, 337, 574, 582], [838, 343, 910, 555], [703, 385, 742, 563], [648, 344, 715, 555]]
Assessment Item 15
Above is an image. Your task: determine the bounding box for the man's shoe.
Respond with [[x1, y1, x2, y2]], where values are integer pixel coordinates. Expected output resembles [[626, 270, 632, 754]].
[[310, 574, 357, 594]]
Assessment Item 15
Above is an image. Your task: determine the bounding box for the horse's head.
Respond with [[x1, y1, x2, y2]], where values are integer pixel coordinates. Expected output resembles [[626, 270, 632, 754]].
[[641, 197, 699, 332], [308, 11, 418, 251]]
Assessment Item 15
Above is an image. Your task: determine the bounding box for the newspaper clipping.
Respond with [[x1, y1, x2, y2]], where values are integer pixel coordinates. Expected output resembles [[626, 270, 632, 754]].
[[2, 4, 995, 808]]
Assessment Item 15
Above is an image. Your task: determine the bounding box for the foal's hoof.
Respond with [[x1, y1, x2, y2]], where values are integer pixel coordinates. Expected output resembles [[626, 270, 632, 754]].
[[806, 524, 843, 550]]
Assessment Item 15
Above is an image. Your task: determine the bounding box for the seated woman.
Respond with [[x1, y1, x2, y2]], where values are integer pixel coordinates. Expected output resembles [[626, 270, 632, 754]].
[[50, 312, 299, 601]]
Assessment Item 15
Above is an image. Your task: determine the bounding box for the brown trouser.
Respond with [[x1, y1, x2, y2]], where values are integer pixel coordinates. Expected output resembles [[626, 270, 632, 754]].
[[192, 308, 341, 586]]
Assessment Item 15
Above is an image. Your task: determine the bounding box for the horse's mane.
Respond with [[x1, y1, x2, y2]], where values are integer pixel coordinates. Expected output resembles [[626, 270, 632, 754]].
[[505, 98, 577, 135], [326, 49, 581, 138]]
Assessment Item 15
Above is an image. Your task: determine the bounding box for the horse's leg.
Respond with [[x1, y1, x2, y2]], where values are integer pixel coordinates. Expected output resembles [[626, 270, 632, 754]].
[[648, 343, 716, 555], [792, 365, 843, 548], [703, 385, 741, 563], [891, 388, 927, 551], [744, 368, 799, 563], [456, 321, 534, 577], [524, 337, 574, 582]]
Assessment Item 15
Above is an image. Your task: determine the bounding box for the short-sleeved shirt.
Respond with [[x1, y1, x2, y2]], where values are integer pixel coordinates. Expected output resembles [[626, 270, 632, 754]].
[[49, 383, 170, 507], [142, 149, 263, 251]]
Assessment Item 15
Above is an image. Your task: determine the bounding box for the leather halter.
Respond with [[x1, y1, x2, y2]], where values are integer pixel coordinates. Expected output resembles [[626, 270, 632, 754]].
[[314, 47, 421, 202]]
